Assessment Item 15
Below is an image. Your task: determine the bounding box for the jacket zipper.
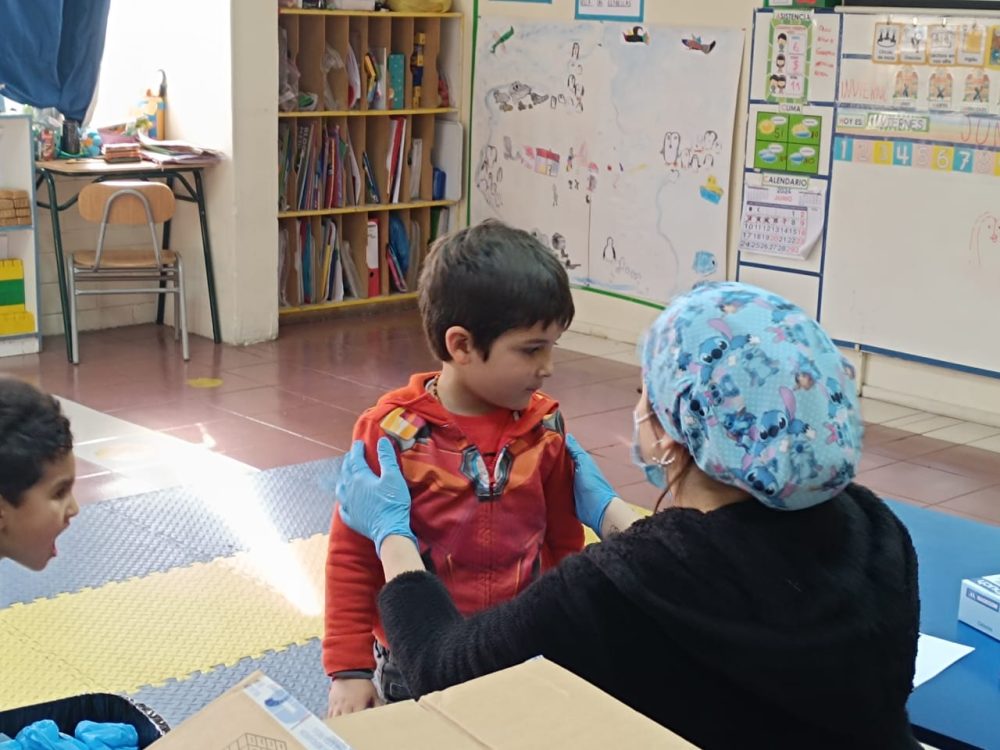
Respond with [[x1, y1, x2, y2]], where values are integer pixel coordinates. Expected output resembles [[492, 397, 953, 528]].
[[485, 442, 511, 605]]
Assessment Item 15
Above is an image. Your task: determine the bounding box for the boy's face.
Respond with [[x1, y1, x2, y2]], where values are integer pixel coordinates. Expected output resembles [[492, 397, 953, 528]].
[[0, 452, 78, 571], [460, 322, 565, 411]]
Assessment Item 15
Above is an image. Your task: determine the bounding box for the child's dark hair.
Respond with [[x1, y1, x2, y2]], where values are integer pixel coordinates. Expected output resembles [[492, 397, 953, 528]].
[[419, 220, 575, 361], [0, 378, 73, 507]]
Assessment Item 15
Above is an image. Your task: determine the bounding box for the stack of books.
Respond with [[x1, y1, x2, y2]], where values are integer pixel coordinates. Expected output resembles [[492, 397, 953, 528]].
[[102, 143, 142, 163]]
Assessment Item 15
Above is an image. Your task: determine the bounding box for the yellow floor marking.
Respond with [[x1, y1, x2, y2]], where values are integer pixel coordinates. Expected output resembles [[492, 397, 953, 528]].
[[186, 377, 224, 389]]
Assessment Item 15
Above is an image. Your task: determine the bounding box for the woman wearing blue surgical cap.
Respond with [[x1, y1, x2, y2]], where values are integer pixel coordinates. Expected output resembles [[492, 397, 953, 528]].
[[334, 282, 921, 750]]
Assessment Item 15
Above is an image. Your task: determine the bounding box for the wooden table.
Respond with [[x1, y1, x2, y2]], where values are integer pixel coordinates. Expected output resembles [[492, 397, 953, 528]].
[[35, 159, 221, 360]]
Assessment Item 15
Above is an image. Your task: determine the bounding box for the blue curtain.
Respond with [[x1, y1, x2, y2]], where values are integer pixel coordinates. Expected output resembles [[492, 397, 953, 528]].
[[0, 0, 111, 122]]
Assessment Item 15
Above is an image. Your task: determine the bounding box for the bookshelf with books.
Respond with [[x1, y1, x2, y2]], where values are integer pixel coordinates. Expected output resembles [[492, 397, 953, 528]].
[[277, 8, 461, 316]]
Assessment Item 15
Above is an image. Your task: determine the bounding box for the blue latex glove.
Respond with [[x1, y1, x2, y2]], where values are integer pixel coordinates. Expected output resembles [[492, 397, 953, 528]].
[[15, 720, 85, 749], [566, 434, 618, 537], [75, 721, 137, 750], [336, 437, 417, 555]]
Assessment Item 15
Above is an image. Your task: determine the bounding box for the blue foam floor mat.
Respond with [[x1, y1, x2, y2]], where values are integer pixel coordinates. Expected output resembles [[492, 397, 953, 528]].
[[128, 640, 329, 727], [0, 459, 338, 607], [0, 501, 197, 607]]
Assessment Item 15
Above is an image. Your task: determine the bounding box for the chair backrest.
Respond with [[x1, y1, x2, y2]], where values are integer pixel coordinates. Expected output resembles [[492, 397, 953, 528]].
[[79, 181, 175, 225]]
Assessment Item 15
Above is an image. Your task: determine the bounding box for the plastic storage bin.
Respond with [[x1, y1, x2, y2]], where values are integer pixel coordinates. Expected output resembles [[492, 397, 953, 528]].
[[0, 694, 169, 748]]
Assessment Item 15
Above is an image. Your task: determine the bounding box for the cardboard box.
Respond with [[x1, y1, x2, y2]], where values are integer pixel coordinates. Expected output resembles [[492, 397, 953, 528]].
[[148, 672, 351, 750], [328, 658, 696, 749], [959, 574, 1000, 641], [150, 659, 698, 749]]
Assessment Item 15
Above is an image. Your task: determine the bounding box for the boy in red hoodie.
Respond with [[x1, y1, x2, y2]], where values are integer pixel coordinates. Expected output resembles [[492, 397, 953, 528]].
[[324, 220, 584, 715]]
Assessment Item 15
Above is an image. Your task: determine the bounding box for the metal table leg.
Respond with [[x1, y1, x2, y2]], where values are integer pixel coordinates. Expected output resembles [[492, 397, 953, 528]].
[[193, 170, 221, 343], [40, 171, 73, 361], [156, 174, 176, 326]]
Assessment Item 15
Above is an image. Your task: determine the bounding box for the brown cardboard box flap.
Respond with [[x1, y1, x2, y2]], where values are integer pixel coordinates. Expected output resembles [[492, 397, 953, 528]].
[[419, 658, 697, 749], [149, 671, 351, 750], [328, 658, 699, 749], [150, 659, 698, 749], [327, 698, 484, 749]]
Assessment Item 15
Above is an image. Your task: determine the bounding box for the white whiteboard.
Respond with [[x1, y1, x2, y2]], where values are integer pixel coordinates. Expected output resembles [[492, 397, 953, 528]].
[[822, 162, 1000, 372], [470, 17, 745, 304], [819, 11, 1000, 374]]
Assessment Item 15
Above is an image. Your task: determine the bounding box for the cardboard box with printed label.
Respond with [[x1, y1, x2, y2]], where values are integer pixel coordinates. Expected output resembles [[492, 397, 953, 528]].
[[958, 574, 1000, 642], [149, 658, 699, 749]]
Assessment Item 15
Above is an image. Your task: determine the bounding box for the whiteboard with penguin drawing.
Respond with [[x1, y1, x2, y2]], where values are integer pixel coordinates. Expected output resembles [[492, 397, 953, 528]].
[[470, 17, 744, 305], [819, 11, 1000, 374]]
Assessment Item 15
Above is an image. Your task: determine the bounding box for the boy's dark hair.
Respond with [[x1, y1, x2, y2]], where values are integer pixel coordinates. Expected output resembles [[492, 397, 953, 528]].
[[418, 220, 575, 361], [0, 378, 73, 507]]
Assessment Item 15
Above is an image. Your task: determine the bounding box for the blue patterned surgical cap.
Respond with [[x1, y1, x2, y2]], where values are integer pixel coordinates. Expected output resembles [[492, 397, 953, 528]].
[[641, 282, 862, 510]]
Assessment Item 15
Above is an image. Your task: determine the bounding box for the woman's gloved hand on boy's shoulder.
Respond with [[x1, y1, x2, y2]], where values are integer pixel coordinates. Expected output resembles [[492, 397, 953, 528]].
[[566, 434, 618, 536], [336, 437, 417, 556]]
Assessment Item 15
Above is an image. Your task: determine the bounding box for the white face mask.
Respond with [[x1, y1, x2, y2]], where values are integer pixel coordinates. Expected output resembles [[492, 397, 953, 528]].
[[630, 409, 674, 490]]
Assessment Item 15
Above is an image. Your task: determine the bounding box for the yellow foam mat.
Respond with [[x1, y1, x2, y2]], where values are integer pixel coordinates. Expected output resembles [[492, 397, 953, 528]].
[[0, 621, 101, 707], [0, 504, 650, 709], [0, 534, 328, 708]]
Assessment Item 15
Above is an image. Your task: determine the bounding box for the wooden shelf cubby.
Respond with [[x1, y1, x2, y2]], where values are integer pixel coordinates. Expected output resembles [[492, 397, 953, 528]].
[[277, 8, 462, 316]]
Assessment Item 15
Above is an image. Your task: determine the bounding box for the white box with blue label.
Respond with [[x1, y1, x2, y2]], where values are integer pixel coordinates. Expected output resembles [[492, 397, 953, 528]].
[[958, 574, 1000, 641]]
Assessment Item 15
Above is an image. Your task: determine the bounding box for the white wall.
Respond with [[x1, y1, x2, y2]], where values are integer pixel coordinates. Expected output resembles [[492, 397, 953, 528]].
[[227, 0, 280, 344], [37, 0, 278, 346]]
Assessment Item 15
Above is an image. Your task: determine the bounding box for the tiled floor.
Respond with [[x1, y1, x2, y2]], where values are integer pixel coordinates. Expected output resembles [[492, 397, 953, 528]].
[[3, 309, 1000, 525]]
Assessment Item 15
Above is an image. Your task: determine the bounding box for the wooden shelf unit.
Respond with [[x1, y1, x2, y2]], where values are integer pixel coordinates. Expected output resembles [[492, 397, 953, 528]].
[[277, 9, 462, 317]]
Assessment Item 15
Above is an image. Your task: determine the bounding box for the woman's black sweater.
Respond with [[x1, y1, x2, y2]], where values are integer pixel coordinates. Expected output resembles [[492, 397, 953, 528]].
[[377, 484, 921, 749]]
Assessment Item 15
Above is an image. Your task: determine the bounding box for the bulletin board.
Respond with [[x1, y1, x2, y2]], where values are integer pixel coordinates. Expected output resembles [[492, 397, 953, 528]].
[[822, 11, 1000, 375], [742, 8, 1000, 376]]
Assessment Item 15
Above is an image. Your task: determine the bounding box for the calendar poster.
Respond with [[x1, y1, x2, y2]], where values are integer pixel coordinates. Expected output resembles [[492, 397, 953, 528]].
[[738, 173, 827, 259]]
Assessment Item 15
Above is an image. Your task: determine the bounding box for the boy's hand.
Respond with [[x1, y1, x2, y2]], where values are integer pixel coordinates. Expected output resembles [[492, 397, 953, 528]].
[[336, 438, 416, 555], [566, 434, 618, 536], [327, 677, 380, 717]]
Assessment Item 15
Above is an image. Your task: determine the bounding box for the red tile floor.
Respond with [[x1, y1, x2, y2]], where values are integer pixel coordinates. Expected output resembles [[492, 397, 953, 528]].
[[3, 308, 1000, 525]]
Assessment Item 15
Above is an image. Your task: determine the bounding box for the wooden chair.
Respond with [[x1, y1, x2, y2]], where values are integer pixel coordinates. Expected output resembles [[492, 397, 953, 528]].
[[67, 181, 189, 364]]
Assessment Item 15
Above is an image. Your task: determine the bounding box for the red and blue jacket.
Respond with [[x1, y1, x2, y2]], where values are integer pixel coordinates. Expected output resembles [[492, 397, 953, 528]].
[[322, 372, 583, 676]]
